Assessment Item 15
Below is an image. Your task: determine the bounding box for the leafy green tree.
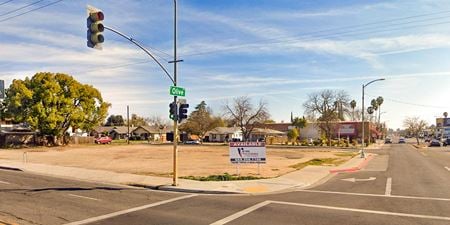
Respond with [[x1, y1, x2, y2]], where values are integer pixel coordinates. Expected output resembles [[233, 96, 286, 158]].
[[287, 128, 299, 145], [105, 115, 125, 126], [292, 116, 307, 140], [4, 72, 110, 145], [126, 114, 149, 127], [179, 101, 221, 141]]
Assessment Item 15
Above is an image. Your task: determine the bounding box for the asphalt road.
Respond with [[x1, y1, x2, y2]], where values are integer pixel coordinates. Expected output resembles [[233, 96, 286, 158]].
[[2, 142, 450, 225]]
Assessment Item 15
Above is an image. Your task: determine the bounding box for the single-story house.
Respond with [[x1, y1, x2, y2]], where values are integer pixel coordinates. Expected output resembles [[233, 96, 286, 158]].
[[206, 127, 242, 142], [132, 125, 171, 142], [109, 126, 130, 140]]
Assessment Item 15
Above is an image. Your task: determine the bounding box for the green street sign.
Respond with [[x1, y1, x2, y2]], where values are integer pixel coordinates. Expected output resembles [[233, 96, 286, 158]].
[[169, 86, 185, 97]]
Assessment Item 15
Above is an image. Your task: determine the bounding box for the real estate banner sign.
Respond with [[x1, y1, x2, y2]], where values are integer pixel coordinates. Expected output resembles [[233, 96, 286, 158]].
[[229, 142, 266, 164]]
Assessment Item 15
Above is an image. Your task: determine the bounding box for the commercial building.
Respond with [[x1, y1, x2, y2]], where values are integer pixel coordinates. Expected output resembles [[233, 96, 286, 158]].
[[436, 118, 450, 138]]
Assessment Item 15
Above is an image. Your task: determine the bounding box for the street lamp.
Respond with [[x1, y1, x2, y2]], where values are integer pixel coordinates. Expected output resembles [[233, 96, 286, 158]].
[[361, 78, 385, 158]]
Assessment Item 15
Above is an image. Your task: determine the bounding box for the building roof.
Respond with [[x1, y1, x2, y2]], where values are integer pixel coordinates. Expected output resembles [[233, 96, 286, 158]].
[[134, 125, 171, 133], [251, 128, 285, 135], [93, 126, 114, 133], [253, 123, 293, 132], [109, 126, 130, 134], [207, 127, 241, 135]]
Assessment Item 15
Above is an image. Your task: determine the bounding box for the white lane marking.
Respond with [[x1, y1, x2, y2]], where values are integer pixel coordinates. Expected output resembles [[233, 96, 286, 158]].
[[68, 194, 100, 201], [297, 189, 450, 202], [271, 200, 450, 221], [210, 201, 271, 225], [445, 166, 450, 171], [0, 180, 11, 185], [385, 177, 392, 196], [64, 194, 197, 225], [341, 177, 376, 182]]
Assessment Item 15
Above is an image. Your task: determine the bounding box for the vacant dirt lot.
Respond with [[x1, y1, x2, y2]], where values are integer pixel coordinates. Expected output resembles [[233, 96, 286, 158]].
[[0, 144, 356, 178]]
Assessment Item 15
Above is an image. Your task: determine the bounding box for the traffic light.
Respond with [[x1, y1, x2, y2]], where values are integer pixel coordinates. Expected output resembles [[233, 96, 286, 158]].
[[169, 102, 177, 121], [178, 103, 189, 122], [87, 5, 104, 49]]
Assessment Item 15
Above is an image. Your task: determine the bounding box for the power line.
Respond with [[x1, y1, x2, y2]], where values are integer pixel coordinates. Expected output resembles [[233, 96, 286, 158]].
[[0, 0, 14, 7], [366, 93, 447, 109], [0, 0, 63, 23], [0, 0, 43, 17], [181, 11, 450, 57]]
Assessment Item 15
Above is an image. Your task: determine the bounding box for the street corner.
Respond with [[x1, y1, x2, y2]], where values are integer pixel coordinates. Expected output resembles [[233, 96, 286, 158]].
[[329, 153, 376, 174]]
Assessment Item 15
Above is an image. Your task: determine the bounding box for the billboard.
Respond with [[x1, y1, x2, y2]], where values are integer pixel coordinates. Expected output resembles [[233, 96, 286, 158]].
[[229, 142, 266, 164], [338, 123, 356, 135], [0, 80, 4, 99], [436, 118, 450, 127]]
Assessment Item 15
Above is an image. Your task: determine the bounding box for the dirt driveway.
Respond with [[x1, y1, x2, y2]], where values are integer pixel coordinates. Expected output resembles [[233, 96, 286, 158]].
[[0, 144, 357, 178]]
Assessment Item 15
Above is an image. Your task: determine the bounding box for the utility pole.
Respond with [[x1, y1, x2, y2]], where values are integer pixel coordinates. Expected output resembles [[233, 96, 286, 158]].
[[127, 105, 130, 144]]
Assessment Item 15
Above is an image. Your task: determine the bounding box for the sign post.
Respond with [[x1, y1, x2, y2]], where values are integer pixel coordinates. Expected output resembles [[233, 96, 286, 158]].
[[169, 86, 185, 97], [229, 142, 266, 175]]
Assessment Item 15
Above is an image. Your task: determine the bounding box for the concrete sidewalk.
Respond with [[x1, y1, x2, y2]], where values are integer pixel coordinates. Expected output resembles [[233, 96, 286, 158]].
[[0, 153, 375, 194]]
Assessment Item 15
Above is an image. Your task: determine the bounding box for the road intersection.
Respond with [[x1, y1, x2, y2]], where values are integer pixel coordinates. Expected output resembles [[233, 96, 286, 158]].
[[1, 143, 450, 225]]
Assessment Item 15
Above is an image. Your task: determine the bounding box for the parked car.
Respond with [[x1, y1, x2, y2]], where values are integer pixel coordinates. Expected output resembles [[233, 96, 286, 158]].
[[398, 137, 406, 144], [429, 139, 441, 147], [384, 138, 392, 144], [443, 138, 450, 146], [424, 137, 431, 142], [184, 140, 200, 145], [95, 136, 112, 144]]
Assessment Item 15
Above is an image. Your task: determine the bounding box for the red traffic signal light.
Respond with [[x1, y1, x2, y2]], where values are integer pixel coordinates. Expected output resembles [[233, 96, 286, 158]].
[[87, 6, 104, 49], [89, 11, 104, 21]]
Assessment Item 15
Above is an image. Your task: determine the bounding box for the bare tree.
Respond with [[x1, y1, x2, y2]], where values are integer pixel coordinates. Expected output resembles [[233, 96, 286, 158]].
[[403, 116, 428, 145], [224, 97, 270, 141], [303, 89, 350, 146]]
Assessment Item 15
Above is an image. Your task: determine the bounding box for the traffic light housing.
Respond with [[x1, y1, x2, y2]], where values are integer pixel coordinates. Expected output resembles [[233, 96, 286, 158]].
[[87, 5, 104, 49], [178, 103, 189, 122], [169, 102, 177, 121]]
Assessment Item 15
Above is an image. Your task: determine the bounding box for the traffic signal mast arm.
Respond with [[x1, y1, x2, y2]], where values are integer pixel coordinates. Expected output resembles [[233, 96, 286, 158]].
[[103, 26, 175, 85]]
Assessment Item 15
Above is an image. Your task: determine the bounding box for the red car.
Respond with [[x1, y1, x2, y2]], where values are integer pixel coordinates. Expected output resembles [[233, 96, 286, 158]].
[[95, 136, 112, 144]]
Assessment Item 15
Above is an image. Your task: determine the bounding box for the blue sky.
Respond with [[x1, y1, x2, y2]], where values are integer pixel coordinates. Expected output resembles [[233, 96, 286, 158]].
[[1, 0, 450, 129]]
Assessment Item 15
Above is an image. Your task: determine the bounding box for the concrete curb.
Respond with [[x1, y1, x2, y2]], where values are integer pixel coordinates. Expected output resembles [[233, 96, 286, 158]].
[[127, 183, 240, 195], [0, 166, 23, 172], [329, 154, 375, 173]]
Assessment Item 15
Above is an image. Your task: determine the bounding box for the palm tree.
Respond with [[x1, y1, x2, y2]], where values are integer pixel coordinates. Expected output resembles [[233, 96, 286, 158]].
[[367, 106, 375, 144], [376, 96, 384, 125], [370, 99, 379, 122], [350, 100, 356, 121], [367, 106, 375, 122]]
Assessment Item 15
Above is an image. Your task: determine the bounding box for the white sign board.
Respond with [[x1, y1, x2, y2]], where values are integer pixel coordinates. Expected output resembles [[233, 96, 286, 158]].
[[229, 142, 266, 164], [339, 124, 356, 135]]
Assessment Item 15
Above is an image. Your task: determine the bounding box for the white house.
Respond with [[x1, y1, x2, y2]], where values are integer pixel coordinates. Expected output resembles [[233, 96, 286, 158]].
[[206, 127, 242, 142]]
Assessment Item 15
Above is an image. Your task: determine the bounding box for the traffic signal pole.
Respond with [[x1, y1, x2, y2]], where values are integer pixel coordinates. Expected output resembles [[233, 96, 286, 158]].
[[88, 1, 181, 186], [172, 0, 179, 186]]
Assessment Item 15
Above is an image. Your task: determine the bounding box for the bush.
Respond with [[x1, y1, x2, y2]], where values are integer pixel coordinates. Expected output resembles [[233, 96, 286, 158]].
[[180, 173, 264, 181]]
